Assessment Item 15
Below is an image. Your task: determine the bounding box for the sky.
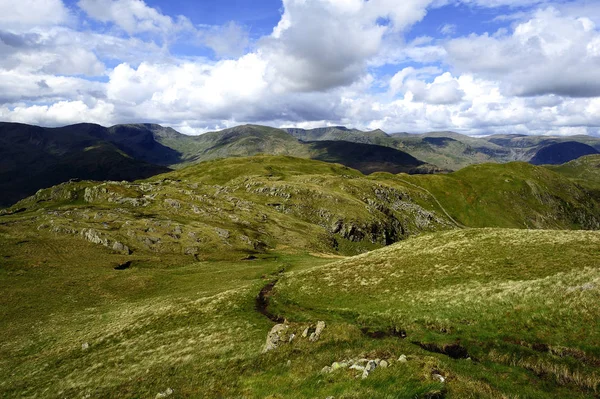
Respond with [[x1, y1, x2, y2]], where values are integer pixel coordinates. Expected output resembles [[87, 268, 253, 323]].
[[2, 0, 600, 135]]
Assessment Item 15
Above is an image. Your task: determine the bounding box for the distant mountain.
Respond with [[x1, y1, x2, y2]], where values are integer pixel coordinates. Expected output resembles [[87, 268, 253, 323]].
[[529, 141, 599, 165], [0, 122, 170, 207], [285, 126, 390, 144], [306, 140, 442, 175], [180, 125, 310, 165], [0, 123, 434, 206]]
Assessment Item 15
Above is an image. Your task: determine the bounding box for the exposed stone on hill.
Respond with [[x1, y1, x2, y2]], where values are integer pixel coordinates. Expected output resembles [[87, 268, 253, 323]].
[[362, 360, 377, 379], [263, 324, 290, 353], [309, 321, 326, 342], [155, 388, 174, 398], [164, 199, 181, 209]]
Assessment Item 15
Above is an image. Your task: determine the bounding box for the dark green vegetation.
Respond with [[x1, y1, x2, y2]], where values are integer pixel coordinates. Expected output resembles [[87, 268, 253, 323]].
[[0, 122, 170, 206], [547, 155, 600, 191], [290, 127, 600, 170], [0, 123, 431, 206], [529, 142, 599, 165], [1, 153, 600, 396], [4, 121, 600, 207]]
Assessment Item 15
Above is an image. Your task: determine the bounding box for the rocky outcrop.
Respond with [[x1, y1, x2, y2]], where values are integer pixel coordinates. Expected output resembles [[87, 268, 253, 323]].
[[80, 228, 130, 254], [263, 324, 291, 353]]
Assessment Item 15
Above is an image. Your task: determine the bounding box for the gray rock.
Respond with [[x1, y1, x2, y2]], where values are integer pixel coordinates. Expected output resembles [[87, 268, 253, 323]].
[[379, 360, 389, 368], [349, 364, 365, 371], [321, 366, 332, 374], [302, 327, 310, 338], [309, 321, 326, 342], [164, 199, 181, 209], [432, 374, 445, 383], [398, 354, 408, 363], [215, 228, 230, 239], [112, 241, 130, 254], [81, 342, 89, 350], [81, 228, 108, 246], [155, 388, 174, 398], [362, 360, 377, 379], [184, 247, 199, 256], [263, 324, 289, 353]]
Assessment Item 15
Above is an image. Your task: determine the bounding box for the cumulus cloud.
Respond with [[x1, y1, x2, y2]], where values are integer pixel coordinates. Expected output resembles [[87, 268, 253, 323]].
[[201, 21, 250, 59], [261, 0, 435, 92], [77, 0, 192, 36], [445, 7, 600, 98], [2, 0, 600, 137], [0, 0, 70, 30]]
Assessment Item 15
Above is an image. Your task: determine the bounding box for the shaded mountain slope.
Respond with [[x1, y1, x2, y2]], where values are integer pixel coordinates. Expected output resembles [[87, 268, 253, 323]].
[[0, 122, 170, 207], [530, 141, 599, 165], [306, 140, 442, 174]]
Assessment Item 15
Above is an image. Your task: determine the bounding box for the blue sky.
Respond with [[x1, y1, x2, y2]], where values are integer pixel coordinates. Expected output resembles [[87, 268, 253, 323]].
[[1, 0, 600, 136]]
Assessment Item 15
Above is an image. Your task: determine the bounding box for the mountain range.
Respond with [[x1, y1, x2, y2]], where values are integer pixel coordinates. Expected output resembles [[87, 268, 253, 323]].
[[1, 121, 599, 206]]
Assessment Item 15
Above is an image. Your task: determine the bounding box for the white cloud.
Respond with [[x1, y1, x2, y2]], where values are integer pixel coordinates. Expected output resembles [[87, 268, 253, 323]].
[[2, 0, 600, 138], [0, 0, 70, 30], [201, 21, 250, 59], [445, 7, 600, 97], [261, 0, 436, 92], [77, 0, 192, 36], [0, 100, 115, 126], [440, 23, 457, 35]]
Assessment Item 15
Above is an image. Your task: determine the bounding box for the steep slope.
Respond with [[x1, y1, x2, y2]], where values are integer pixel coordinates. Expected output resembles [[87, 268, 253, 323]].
[[0, 123, 170, 207], [530, 141, 599, 165], [285, 126, 391, 144], [7, 156, 454, 259], [395, 161, 600, 229], [181, 125, 310, 164], [0, 123, 441, 206], [547, 154, 600, 190], [272, 228, 600, 397], [305, 140, 443, 174]]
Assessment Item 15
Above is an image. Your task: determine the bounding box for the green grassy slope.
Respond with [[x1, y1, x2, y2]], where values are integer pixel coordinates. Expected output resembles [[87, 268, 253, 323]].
[[6, 156, 455, 260], [2, 155, 600, 398], [271, 228, 600, 398], [395, 161, 600, 229], [547, 154, 600, 190]]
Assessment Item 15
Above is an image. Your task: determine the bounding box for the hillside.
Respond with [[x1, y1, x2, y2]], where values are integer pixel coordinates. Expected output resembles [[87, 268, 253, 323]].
[[305, 140, 442, 175], [395, 161, 600, 229], [0, 123, 436, 206], [0, 123, 170, 207], [547, 155, 600, 189], [530, 141, 599, 165], [1, 156, 600, 398], [270, 228, 600, 398], [288, 126, 600, 171]]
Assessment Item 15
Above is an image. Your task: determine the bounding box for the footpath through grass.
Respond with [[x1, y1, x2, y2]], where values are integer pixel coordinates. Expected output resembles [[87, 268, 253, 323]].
[[2, 224, 600, 398]]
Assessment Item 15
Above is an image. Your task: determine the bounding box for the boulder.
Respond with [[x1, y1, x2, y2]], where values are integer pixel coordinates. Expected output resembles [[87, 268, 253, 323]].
[[309, 321, 326, 342], [362, 360, 377, 379], [112, 241, 130, 255], [398, 354, 408, 363], [263, 324, 289, 353]]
